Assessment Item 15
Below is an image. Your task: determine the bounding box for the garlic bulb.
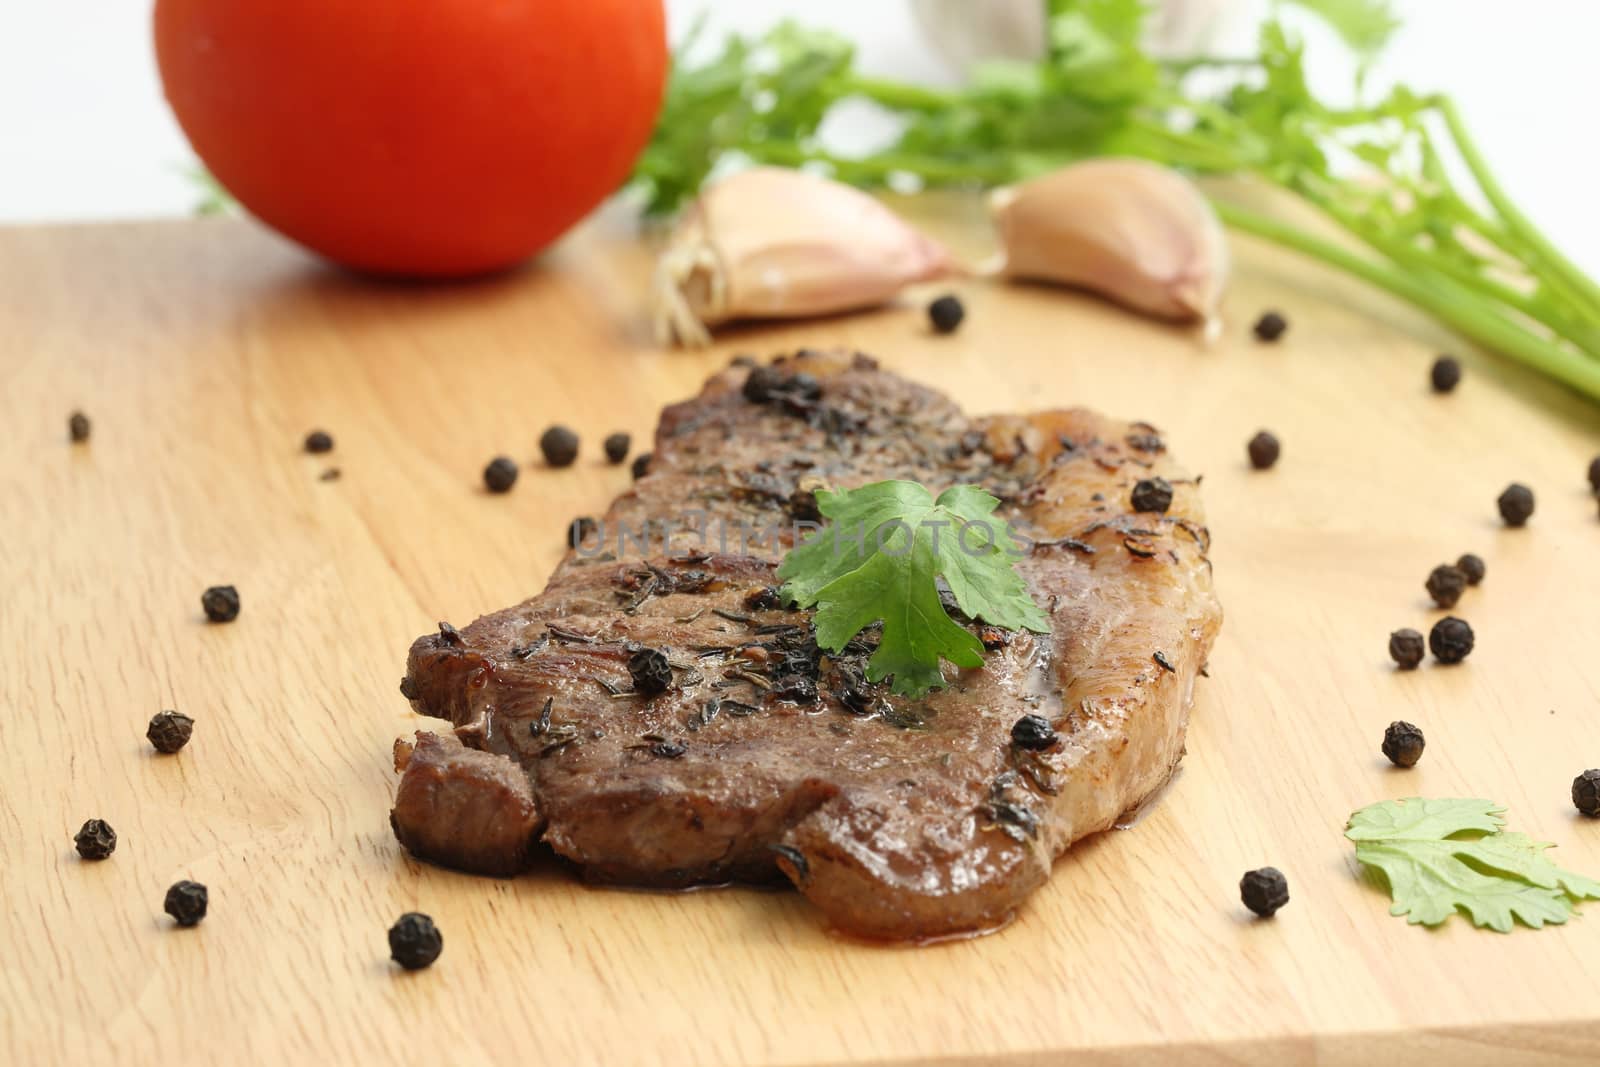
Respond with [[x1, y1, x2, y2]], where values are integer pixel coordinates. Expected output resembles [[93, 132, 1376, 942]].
[[987, 159, 1229, 328], [654, 167, 955, 346]]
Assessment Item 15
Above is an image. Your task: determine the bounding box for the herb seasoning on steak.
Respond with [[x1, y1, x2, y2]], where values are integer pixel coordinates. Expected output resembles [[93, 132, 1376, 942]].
[[1010, 714, 1056, 751], [390, 351, 1221, 940], [628, 648, 673, 696], [1130, 476, 1174, 514]]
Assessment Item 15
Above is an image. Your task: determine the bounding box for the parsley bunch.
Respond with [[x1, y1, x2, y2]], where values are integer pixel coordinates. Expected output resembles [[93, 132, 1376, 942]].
[[633, 1, 1600, 402]]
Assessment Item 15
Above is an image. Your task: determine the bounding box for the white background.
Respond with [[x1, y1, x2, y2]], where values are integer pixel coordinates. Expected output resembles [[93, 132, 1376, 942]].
[[2, 0, 1597, 271]]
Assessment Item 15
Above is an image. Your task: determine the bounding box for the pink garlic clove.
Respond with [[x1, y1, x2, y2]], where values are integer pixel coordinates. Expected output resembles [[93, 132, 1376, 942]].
[[655, 167, 955, 346], [988, 158, 1229, 330]]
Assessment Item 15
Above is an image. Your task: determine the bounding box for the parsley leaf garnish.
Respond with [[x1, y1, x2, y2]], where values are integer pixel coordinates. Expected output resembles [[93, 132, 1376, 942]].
[[1345, 798, 1600, 932], [776, 480, 1049, 698]]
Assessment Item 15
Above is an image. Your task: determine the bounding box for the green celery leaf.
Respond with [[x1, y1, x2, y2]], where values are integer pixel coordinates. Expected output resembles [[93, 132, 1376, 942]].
[[777, 480, 1049, 697], [1345, 798, 1600, 932]]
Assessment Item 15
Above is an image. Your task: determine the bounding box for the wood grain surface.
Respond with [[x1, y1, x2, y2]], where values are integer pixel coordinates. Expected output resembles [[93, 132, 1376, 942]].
[[3, 206, 1599, 1066]]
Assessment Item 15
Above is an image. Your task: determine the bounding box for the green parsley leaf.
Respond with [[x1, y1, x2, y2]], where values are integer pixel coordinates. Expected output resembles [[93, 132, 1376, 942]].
[[776, 480, 1049, 698], [1276, 0, 1401, 61], [1345, 798, 1600, 932]]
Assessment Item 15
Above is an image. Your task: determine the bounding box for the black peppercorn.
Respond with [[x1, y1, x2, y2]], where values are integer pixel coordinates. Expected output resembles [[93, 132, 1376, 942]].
[[928, 294, 966, 334], [1247, 430, 1280, 470], [1496, 482, 1534, 527], [1455, 553, 1485, 586], [602, 432, 631, 465], [743, 365, 784, 403], [773, 674, 818, 704], [482, 456, 518, 493], [147, 710, 194, 754], [628, 648, 673, 696], [743, 586, 784, 612], [631, 452, 652, 480], [74, 818, 117, 860], [1573, 769, 1600, 818], [788, 485, 822, 524], [1388, 628, 1425, 670], [1126, 431, 1163, 454], [1424, 564, 1468, 609], [201, 585, 240, 623], [775, 372, 823, 412], [567, 516, 597, 550], [1382, 721, 1425, 767], [1011, 714, 1057, 751], [539, 425, 579, 467], [1252, 311, 1288, 342], [1130, 477, 1174, 514], [164, 880, 208, 927], [1429, 616, 1475, 664], [69, 410, 91, 443], [388, 912, 443, 970], [303, 429, 334, 454], [1587, 455, 1600, 493], [1429, 355, 1462, 393], [1239, 867, 1289, 917]]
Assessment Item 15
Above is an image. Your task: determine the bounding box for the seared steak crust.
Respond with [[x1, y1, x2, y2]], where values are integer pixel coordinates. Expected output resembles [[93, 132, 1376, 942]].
[[393, 350, 1221, 940]]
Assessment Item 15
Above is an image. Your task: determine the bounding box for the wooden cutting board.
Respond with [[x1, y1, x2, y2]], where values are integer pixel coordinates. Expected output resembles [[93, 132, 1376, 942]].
[[3, 207, 1599, 1066]]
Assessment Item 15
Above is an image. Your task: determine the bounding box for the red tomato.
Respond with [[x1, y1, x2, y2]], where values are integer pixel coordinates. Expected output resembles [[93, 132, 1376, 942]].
[[154, 0, 667, 276]]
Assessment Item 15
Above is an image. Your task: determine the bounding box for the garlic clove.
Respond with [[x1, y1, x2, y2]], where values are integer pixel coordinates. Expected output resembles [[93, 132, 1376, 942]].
[[988, 159, 1229, 328], [654, 167, 955, 346]]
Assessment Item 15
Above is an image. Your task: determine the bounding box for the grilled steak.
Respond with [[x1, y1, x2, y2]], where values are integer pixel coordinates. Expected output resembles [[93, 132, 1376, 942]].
[[393, 350, 1221, 940]]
